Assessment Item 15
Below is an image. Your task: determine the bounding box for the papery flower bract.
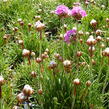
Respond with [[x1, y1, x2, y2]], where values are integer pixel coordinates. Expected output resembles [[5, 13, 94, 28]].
[[55, 5, 71, 18], [64, 28, 77, 43], [71, 6, 87, 20]]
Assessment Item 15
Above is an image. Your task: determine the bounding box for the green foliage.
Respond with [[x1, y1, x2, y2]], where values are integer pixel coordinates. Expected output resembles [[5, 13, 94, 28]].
[[0, 0, 109, 109]]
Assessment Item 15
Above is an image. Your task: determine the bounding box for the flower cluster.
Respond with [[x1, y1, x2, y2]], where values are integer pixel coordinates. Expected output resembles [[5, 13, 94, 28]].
[[55, 5, 71, 18], [71, 6, 87, 20], [55, 5, 87, 20], [64, 28, 77, 43]]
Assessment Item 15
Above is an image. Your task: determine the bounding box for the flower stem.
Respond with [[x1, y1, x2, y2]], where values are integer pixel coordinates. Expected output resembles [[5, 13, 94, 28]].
[[102, 57, 109, 94], [0, 86, 1, 99]]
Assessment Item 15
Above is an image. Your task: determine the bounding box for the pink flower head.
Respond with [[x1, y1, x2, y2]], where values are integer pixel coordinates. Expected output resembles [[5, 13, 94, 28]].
[[55, 5, 71, 18], [64, 28, 77, 43], [71, 6, 87, 20]]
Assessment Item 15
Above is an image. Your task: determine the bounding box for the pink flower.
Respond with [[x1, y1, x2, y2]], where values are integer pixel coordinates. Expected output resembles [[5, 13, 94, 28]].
[[71, 6, 87, 20], [64, 28, 77, 43], [55, 5, 71, 18]]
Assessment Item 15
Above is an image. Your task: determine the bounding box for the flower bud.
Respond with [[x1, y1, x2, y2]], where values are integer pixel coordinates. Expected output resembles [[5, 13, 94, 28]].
[[34, 16, 41, 21], [45, 48, 49, 53], [28, 23, 32, 28], [63, 60, 71, 67], [36, 57, 42, 63], [86, 35, 96, 46], [50, 10, 55, 14], [54, 53, 60, 59], [106, 18, 109, 23], [86, 80, 91, 87], [100, 43, 105, 48], [80, 62, 86, 66], [90, 19, 97, 28], [31, 71, 37, 77], [13, 27, 18, 32], [64, 24, 67, 30], [78, 30, 84, 36], [92, 59, 96, 65], [19, 21, 24, 26], [101, 5, 105, 9], [88, 46, 95, 52], [31, 52, 35, 57], [102, 47, 109, 57], [49, 61, 57, 69], [96, 29, 102, 36], [106, 37, 109, 42], [0, 76, 4, 86], [22, 49, 30, 57], [79, 39, 83, 44], [38, 89, 43, 95], [3, 34, 10, 40], [96, 36, 102, 42], [85, 32, 90, 36], [34, 20, 45, 31], [17, 92, 26, 103], [22, 84, 33, 96], [58, 56, 63, 62], [76, 51, 82, 57], [41, 53, 46, 59], [59, 34, 64, 40], [73, 78, 80, 85], [18, 40, 23, 45], [13, 106, 20, 109], [17, 18, 22, 23]]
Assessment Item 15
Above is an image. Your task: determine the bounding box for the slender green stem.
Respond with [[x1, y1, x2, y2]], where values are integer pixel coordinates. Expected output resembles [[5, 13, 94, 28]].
[[0, 86, 1, 99], [102, 57, 109, 94]]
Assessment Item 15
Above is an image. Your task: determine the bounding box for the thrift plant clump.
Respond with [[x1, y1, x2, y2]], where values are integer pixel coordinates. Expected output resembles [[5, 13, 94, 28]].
[[0, 0, 109, 109]]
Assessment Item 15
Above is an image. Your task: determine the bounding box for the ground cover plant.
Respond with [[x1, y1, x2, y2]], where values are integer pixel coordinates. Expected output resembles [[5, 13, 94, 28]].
[[0, 0, 109, 109]]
